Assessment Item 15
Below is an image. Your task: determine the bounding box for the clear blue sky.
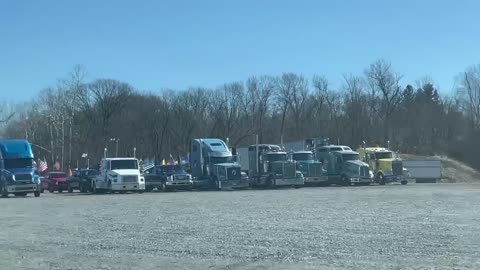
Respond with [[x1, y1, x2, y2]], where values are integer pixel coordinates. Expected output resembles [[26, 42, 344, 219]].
[[1, 0, 479, 101]]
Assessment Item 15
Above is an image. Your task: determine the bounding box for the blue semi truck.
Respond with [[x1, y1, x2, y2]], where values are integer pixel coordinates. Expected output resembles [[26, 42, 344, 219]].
[[0, 139, 41, 197]]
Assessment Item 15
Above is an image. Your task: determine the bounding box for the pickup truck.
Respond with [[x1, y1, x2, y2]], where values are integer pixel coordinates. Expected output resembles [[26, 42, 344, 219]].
[[144, 164, 193, 192], [66, 169, 99, 193], [44, 172, 68, 193]]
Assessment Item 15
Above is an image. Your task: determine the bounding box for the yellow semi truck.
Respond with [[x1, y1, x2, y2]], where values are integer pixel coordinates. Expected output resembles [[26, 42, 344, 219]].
[[356, 147, 409, 185]]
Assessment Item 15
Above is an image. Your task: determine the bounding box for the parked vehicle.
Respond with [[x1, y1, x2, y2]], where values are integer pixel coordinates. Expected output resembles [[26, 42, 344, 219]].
[[66, 169, 99, 193], [92, 158, 145, 193], [316, 145, 352, 164], [325, 150, 373, 186], [357, 146, 409, 185], [291, 151, 327, 186], [45, 172, 68, 193], [144, 164, 193, 191], [247, 144, 304, 188], [190, 138, 250, 190], [0, 139, 41, 197]]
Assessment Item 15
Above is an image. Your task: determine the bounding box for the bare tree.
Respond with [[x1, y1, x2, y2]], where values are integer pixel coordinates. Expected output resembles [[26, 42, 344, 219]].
[[366, 59, 403, 144], [461, 64, 480, 129]]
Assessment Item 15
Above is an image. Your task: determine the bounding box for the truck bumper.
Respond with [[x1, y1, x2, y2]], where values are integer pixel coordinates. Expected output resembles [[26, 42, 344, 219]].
[[304, 176, 328, 185], [220, 179, 250, 189], [384, 175, 407, 183], [275, 177, 304, 186], [111, 183, 145, 191], [166, 181, 193, 190], [7, 184, 39, 193], [349, 177, 373, 184]]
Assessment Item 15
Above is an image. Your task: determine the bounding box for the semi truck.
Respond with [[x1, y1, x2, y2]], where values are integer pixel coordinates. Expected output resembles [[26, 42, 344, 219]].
[[357, 146, 409, 185], [190, 138, 249, 190], [325, 150, 373, 186], [247, 144, 304, 188], [0, 139, 41, 197], [291, 151, 327, 186]]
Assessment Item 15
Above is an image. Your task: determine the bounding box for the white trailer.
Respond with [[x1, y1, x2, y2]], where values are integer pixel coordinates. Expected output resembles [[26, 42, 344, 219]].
[[403, 160, 442, 183]]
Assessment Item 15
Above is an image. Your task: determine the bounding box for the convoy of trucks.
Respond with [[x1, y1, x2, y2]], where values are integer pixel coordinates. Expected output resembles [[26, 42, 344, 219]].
[[0, 137, 427, 198]]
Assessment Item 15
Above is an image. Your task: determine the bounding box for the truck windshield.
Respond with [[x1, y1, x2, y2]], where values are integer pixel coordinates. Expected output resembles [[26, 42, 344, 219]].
[[375, 152, 393, 159], [4, 158, 34, 169], [209, 156, 235, 164], [342, 153, 360, 161], [111, 160, 138, 170], [159, 165, 185, 174], [265, 153, 287, 162], [292, 153, 313, 161]]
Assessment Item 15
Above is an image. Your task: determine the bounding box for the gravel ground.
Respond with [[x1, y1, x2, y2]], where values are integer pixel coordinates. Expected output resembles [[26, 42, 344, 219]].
[[1, 184, 480, 270]]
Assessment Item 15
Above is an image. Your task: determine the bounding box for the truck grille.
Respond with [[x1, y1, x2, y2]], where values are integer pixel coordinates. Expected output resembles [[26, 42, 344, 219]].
[[308, 163, 323, 177], [227, 167, 241, 180], [15, 174, 32, 181], [360, 166, 369, 177], [283, 163, 296, 178], [173, 174, 188, 180], [392, 161, 403, 176], [122, 176, 138, 183]]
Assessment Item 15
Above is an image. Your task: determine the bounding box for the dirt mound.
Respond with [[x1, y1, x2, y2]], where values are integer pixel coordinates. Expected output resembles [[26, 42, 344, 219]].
[[400, 154, 480, 183]]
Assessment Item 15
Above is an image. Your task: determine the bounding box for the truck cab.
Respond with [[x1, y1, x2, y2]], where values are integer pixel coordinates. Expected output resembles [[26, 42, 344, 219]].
[[190, 138, 249, 190], [291, 151, 327, 186], [357, 147, 408, 185], [66, 169, 99, 193], [248, 144, 304, 188], [326, 150, 373, 186], [316, 145, 352, 164], [0, 140, 41, 197], [93, 158, 145, 193]]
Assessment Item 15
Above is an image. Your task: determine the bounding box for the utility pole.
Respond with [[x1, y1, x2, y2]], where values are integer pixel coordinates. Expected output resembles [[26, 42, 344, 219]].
[[133, 147, 136, 158]]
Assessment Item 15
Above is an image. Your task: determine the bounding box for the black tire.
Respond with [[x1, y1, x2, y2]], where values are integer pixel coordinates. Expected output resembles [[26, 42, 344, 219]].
[[376, 173, 386, 185], [341, 175, 351, 186], [34, 191, 40, 197], [265, 176, 274, 189], [14, 192, 27, 197], [161, 181, 167, 192], [401, 180, 408, 185], [49, 186, 54, 193], [40, 188, 44, 193], [58, 189, 63, 193], [92, 181, 98, 194], [1, 183, 9, 198], [68, 185, 73, 193], [145, 186, 153, 192]]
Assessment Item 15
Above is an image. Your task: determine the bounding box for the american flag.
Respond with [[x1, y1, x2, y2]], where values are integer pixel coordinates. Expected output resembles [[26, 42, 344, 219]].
[[38, 158, 48, 173]]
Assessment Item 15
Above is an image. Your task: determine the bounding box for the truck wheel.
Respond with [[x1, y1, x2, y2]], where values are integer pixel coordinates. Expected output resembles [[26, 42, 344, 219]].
[[145, 186, 153, 192], [49, 186, 54, 193], [341, 175, 351, 186], [92, 182, 98, 194], [34, 191, 40, 197], [40, 188, 44, 193], [265, 176, 274, 189], [161, 182, 167, 192], [376, 174, 386, 185], [68, 185, 73, 193], [401, 180, 408, 185], [1, 184, 8, 198], [58, 189, 63, 193]]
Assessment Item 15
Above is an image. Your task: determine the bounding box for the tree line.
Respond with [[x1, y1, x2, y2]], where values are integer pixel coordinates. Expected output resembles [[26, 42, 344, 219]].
[[2, 60, 480, 171]]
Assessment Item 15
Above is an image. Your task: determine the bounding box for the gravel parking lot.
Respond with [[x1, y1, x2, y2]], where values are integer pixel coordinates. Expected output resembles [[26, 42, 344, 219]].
[[1, 184, 480, 270]]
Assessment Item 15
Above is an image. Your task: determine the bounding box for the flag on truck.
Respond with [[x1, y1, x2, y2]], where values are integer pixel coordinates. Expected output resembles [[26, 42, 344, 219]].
[[38, 158, 48, 173]]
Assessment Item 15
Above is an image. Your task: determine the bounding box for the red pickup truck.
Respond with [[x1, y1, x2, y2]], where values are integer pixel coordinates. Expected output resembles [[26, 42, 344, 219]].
[[42, 172, 68, 193]]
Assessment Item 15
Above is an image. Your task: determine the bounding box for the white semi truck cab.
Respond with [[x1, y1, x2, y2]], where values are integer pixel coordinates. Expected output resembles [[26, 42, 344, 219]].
[[93, 158, 145, 193]]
